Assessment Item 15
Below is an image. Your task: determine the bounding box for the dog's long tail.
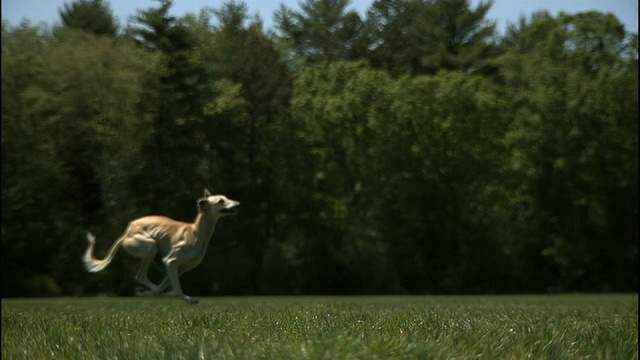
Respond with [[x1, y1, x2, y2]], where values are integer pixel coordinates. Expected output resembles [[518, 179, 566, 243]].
[[83, 232, 123, 273]]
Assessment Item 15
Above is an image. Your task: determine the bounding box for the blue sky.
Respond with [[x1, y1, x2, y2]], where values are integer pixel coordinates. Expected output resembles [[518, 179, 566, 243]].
[[2, 0, 638, 35]]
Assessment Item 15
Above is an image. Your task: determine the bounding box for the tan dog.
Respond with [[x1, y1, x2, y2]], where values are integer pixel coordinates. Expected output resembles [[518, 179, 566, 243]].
[[83, 189, 240, 303]]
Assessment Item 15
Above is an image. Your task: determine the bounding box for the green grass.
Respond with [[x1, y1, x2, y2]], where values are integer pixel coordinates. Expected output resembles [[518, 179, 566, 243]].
[[2, 295, 637, 359]]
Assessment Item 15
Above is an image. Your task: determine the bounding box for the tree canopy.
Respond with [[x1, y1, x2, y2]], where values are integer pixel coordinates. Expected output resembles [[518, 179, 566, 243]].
[[58, 0, 118, 37]]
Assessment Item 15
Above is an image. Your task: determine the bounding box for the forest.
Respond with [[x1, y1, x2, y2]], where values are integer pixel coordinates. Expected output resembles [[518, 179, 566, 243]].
[[2, 0, 637, 297]]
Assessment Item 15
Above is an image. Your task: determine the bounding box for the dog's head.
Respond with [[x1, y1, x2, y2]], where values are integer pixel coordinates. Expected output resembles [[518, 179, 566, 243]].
[[198, 189, 240, 217]]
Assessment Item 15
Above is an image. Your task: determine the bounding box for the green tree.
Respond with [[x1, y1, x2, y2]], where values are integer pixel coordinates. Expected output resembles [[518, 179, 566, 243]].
[[32, 31, 162, 294], [167, 2, 294, 295], [2, 22, 161, 296], [279, 61, 397, 293], [499, 11, 638, 291], [282, 63, 508, 293], [127, 0, 208, 216], [371, 71, 508, 292], [364, 0, 425, 76], [57, 0, 118, 37], [2, 21, 66, 296], [410, 0, 499, 75], [274, 0, 365, 63], [207, 2, 293, 294]]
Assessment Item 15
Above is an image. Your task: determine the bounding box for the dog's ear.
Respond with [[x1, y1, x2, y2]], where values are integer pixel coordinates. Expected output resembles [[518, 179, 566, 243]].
[[198, 199, 209, 212], [204, 189, 212, 197]]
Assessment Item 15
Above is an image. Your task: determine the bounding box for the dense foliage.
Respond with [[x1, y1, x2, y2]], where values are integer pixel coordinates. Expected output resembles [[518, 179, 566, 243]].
[[2, 0, 637, 296]]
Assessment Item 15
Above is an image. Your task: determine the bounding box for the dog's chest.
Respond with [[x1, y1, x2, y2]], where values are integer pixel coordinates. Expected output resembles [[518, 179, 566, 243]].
[[179, 247, 207, 267], [156, 241, 208, 268]]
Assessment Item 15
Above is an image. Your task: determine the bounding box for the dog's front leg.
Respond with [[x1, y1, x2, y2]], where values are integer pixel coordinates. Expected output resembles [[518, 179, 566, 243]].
[[156, 266, 191, 294], [157, 277, 180, 295], [163, 256, 198, 304]]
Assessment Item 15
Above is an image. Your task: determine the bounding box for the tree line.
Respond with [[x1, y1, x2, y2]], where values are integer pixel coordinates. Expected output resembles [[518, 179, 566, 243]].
[[2, 0, 637, 297]]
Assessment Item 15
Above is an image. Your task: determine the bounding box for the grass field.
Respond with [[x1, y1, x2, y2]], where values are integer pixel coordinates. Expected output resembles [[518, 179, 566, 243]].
[[2, 294, 637, 359]]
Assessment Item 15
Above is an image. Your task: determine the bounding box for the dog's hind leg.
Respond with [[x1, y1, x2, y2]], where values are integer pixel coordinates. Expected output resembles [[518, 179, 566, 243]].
[[133, 254, 161, 296], [122, 234, 161, 296], [156, 276, 172, 294]]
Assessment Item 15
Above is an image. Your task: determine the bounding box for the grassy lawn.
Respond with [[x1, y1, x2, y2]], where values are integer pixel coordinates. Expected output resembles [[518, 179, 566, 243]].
[[2, 295, 637, 359]]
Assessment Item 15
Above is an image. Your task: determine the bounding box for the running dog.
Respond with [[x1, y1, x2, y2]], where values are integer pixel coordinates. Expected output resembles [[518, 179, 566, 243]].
[[83, 189, 240, 304]]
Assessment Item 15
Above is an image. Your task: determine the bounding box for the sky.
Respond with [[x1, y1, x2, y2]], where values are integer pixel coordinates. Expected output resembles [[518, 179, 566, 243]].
[[2, 0, 638, 35]]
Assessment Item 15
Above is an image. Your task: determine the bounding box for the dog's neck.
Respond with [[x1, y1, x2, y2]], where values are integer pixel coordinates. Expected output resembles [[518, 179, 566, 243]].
[[192, 210, 221, 249]]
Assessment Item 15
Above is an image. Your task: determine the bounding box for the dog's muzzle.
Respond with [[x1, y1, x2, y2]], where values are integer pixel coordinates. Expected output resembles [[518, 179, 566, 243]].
[[221, 203, 240, 215]]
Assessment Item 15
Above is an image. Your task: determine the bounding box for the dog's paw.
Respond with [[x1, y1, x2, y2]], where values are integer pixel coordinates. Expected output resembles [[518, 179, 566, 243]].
[[183, 295, 199, 304], [134, 287, 156, 297]]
